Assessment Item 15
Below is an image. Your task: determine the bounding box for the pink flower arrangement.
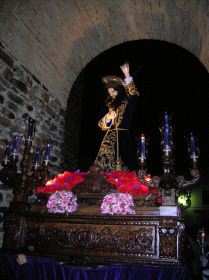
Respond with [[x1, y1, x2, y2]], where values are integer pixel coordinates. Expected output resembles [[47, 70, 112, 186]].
[[46, 190, 77, 214], [101, 192, 136, 215]]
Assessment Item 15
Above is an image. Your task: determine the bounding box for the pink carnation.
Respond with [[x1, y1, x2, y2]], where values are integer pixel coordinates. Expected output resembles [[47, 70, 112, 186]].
[[46, 190, 77, 214], [101, 192, 135, 215]]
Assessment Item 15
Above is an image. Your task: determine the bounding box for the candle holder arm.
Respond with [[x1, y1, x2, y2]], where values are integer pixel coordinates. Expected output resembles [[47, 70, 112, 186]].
[[137, 169, 160, 189], [176, 167, 200, 189]]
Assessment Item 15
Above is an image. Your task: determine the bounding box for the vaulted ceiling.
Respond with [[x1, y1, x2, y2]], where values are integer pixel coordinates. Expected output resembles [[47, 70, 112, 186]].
[[0, 0, 208, 105]]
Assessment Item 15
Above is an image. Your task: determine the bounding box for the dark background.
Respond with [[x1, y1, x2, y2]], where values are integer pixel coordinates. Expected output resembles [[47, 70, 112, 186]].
[[77, 40, 209, 179]]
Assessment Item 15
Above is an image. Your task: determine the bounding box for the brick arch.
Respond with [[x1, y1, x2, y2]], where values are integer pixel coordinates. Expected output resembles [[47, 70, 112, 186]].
[[0, 0, 208, 105]]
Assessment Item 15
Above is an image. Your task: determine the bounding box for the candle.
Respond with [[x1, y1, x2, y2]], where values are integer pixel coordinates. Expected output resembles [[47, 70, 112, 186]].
[[164, 126, 169, 147], [140, 134, 146, 158], [164, 111, 169, 127], [11, 132, 22, 156], [26, 117, 36, 140], [188, 132, 199, 162], [33, 146, 41, 164], [44, 141, 52, 161], [202, 230, 205, 254], [164, 112, 169, 147], [190, 133, 196, 155]]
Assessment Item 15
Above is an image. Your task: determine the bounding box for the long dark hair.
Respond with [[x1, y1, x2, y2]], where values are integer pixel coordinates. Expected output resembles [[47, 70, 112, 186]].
[[105, 84, 127, 110]]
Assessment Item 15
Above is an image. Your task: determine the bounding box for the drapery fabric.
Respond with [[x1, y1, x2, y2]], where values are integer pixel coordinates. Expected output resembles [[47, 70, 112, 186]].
[[0, 252, 192, 280]]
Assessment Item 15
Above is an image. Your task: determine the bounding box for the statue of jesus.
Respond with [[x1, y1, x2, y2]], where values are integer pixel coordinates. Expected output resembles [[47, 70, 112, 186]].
[[93, 63, 140, 172]]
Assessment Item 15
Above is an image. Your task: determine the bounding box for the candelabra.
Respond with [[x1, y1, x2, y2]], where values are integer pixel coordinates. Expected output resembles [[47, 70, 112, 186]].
[[0, 117, 52, 202], [137, 112, 200, 209]]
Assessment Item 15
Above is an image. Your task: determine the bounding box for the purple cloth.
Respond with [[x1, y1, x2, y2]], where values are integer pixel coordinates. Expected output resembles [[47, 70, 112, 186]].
[[0, 252, 192, 280], [19, 263, 35, 280]]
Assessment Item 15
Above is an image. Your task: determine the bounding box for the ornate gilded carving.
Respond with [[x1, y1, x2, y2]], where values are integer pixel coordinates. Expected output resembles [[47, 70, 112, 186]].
[[23, 222, 157, 258], [99, 226, 155, 254], [3, 202, 184, 265], [159, 218, 180, 259], [94, 129, 117, 171], [94, 100, 128, 172], [24, 224, 60, 249], [125, 82, 139, 96], [177, 221, 185, 261], [69, 229, 99, 248]]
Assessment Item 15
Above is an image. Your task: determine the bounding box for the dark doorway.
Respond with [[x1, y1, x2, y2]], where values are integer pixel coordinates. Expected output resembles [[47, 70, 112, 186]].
[[69, 40, 209, 177]]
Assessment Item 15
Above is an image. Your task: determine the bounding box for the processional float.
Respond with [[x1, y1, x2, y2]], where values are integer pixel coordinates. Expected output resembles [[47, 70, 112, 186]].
[[0, 113, 199, 265]]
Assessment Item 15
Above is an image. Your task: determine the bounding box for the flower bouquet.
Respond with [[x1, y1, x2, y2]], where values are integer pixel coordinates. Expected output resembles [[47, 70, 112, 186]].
[[46, 190, 77, 214], [104, 171, 149, 195], [36, 171, 85, 194], [101, 192, 135, 215]]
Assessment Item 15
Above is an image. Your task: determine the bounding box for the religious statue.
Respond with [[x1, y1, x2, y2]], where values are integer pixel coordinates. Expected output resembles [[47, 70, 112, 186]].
[[93, 63, 140, 172]]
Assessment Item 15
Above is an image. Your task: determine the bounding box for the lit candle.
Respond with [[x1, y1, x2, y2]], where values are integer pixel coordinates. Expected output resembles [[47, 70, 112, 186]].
[[139, 134, 146, 159], [164, 111, 169, 127], [164, 112, 169, 147], [164, 126, 169, 147], [188, 132, 199, 162], [11, 132, 22, 156], [190, 133, 196, 155], [202, 230, 205, 254], [44, 141, 52, 162], [26, 117, 36, 140], [33, 146, 41, 165]]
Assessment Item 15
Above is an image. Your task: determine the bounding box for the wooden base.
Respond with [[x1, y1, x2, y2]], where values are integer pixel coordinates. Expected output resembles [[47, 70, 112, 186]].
[[3, 203, 184, 266], [3, 174, 185, 265]]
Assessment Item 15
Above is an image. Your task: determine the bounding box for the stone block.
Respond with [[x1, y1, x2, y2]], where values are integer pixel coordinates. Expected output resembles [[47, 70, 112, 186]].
[[7, 101, 18, 112], [0, 76, 11, 89], [2, 107, 16, 119], [0, 84, 6, 93], [0, 49, 14, 68], [0, 116, 11, 127], [7, 91, 24, 105]]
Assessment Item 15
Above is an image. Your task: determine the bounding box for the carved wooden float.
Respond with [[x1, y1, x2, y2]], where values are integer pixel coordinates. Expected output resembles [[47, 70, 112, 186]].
[[3, 173, 184, 266]]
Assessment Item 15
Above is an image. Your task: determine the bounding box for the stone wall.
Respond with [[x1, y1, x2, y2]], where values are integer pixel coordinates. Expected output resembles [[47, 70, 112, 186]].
[[0, 42, 67, 247], [0, 41, 66, 168], [0, 42, 84, 247]]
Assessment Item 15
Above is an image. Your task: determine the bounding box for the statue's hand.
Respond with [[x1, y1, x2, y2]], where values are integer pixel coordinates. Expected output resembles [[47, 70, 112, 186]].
[[120, 63, 130, 77], [106, 110, 116, 121]]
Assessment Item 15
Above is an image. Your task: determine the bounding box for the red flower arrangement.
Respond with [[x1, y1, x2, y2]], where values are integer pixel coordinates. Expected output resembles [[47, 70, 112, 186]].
[[35, 171, 85, 195], [35, 170, 151, 196], [103, 171, 149, 195]]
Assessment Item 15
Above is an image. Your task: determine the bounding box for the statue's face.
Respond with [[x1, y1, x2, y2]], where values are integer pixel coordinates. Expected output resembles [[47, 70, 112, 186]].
[[108, 87, 118, 99]]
